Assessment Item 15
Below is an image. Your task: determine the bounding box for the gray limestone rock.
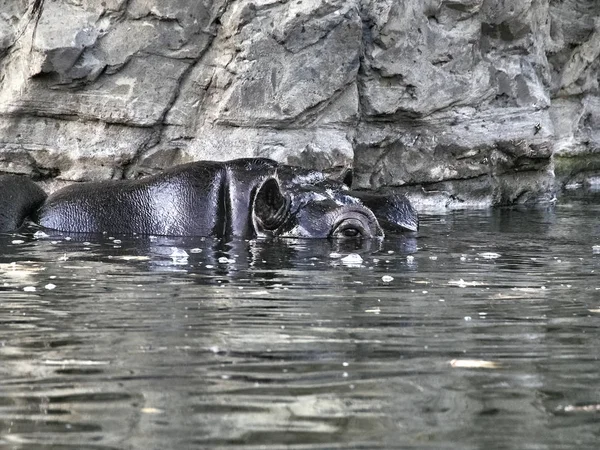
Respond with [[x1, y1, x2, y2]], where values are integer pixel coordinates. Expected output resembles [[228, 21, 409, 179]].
[[0, 0, 598, 209]]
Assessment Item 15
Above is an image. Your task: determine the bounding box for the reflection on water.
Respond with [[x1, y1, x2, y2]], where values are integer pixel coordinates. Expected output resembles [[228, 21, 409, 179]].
[[0, 193, 599, 449]]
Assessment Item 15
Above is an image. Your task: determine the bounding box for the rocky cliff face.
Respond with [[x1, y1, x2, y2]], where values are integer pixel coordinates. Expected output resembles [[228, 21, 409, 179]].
[[0, 0, 598, 208]]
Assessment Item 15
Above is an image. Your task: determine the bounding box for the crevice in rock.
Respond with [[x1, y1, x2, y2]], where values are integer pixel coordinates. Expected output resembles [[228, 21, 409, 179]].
[[293, 81, 360, 126], [30, 0, 45, 44], [274, 4, 359, 55], [0, 0, 44, 59], [121, 125, 163, 179], [214, 80, 360, 130], [126, 12, 184, 29], [31, 165, 60, 182], [355, 5, 376, 124], [120, 0, 135, 17]]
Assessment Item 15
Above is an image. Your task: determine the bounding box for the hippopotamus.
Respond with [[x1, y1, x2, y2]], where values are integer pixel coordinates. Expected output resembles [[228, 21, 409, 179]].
[[0, 175, 47, 232], [2, 158, 418, 239]]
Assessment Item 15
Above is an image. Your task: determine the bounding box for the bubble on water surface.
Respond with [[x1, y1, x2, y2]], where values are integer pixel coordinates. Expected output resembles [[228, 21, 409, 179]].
[[450, 359, 500, 369], [562, 404, 600, 413], [42, 359, 109, 366], [479, 252, 501, 259], [341, 254, 363, 265], [248, 290, 270, 296], [448, 279, 482, 287], [115, 256, 151, 261]]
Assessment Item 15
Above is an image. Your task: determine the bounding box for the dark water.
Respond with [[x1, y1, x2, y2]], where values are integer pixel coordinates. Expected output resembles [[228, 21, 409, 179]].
[[0, 193, 599, 450]]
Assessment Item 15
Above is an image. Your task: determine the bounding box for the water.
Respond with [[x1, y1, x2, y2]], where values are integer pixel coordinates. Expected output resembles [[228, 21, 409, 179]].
[[0, 193, 599, 449]]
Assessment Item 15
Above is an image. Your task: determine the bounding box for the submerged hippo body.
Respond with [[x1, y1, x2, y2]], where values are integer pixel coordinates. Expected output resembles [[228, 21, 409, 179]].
[[0, 175, 47, 232], [36, 158, 414, 239]]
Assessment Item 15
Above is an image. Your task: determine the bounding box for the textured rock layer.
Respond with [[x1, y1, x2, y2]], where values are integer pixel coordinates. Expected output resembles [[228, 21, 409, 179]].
[[0, 0, 598, 208]]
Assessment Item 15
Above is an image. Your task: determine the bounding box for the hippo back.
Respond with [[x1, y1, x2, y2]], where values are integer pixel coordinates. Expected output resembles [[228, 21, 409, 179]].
[[37, 162, 230, 236]]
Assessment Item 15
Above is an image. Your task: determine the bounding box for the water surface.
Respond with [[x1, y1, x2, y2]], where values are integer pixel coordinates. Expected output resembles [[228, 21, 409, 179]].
[[0, 193, 599, 449]]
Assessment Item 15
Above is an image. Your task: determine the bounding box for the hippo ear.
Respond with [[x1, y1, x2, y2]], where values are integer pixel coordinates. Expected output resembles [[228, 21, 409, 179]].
[[341, 168, 353, 188], [324, 166, 353, 188], [253, 178, 290, 231]]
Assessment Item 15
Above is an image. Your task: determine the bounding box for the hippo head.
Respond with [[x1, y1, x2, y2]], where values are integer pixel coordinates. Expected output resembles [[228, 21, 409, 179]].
[[252, 177, 384, 239]]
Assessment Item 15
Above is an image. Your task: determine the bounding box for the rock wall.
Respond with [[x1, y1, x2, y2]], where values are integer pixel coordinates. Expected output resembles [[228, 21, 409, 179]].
[[0, 0, 598, 208]]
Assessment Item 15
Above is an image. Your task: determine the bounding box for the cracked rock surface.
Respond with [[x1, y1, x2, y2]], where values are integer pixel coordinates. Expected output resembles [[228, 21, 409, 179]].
[[0, 0, 599, 208]]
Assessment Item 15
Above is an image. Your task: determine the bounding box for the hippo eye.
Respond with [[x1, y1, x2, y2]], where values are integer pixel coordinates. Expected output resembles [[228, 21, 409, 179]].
[[341, 227, 361, 238], [330, 209, 384, 240], [341, 169, 353, 188], [331, 221, 366, 239]]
